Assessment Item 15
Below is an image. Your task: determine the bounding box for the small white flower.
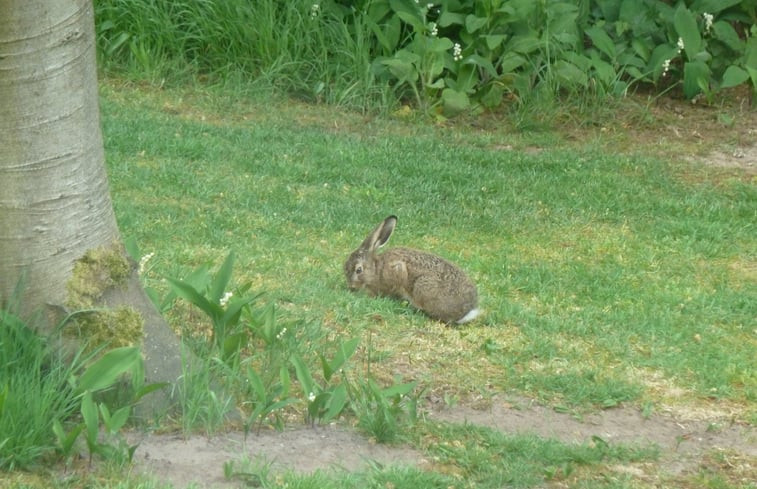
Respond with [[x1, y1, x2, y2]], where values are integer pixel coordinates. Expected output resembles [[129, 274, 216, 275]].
[[703, 12, 714, 34], [661, 58, 671, 76], [427, 3, 434, 8], [276, 327, 287, 340], [219, 291, 233, 307], [310, 3, 320, 18], [308, 392, 316, 402], [138, 252, 154, 275], [452, 42, 463, 61], [676, 37, 684, 53], [429, 22, 438, 37]]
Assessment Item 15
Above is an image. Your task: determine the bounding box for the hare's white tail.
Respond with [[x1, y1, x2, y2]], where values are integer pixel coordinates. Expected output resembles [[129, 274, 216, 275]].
[[456, 308, 480, 324]]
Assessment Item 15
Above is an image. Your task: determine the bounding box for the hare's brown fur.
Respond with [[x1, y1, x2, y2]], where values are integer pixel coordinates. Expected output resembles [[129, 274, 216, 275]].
[[344, 216, 479, 324]]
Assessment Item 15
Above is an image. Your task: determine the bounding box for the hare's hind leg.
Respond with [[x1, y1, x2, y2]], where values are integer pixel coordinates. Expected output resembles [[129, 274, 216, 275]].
[[409, 275, 465, 324]]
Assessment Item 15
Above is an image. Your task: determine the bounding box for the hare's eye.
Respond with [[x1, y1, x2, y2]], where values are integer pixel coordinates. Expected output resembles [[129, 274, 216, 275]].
[[355, 265, 363, 274]]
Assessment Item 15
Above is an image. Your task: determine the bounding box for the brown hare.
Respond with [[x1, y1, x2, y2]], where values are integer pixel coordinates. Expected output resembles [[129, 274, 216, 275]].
[[344, 215, 479, 324]]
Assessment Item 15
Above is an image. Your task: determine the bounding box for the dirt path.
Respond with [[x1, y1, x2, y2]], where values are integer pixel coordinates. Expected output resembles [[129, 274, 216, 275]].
[[132, 396, 755, 488]]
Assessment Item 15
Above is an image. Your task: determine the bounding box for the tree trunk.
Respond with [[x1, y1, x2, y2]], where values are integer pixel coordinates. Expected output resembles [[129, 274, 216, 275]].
[[0, 0, 182, 414]]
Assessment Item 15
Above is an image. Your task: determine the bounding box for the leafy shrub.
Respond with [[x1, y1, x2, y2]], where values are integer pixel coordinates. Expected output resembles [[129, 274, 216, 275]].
[[95, 0, 756, 113]]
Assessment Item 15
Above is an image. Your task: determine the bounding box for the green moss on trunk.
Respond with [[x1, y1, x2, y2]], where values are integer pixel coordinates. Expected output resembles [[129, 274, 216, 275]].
[[65, 242, 144, 348]]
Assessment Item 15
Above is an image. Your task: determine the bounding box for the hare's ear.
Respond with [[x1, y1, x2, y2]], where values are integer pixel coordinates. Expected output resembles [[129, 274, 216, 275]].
[[361, 215, 397, 253]]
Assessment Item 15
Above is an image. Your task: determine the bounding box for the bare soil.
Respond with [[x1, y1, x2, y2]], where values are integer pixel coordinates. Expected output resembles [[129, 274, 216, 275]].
[[132, 395, 755, 488]]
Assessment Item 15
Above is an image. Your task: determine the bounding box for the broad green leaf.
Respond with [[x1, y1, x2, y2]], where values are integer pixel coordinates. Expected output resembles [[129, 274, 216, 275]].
[[466, 54, 498, 77], [134, 382, 169, 402], [438, 11, 465, 27], [76, 346, 141, 394], [246, 367, 266, 400], [53, 420, 83, 454], [647, 44, 678, 79], [695, 0, 742, 14], [507, 35, 541, 55], [464, 15, 488, 33], [291, 354, 315, 395], [81, 392, 99, 444], [631, 38, 651, 63], [389, 0, 424, 31], [484, 35, 506, 51], [381, 53, 420, 83], [554, 60, 588, 88], [324, 384, 348, 421], [330, 337, 359, 375], [590, 55, 618, 86], [721, 65, 749, 89], [122, 236, 140, 262], [480, 83, 504, 108], [209, 251, 234, 303], [381, 380, 417, 398], [101, 405, 130, 433], [674, 5, 701, 59], [441, 88, 470, 116], [712, 21, 743, 52], [222, 332, 247, 361], [499, 53, 527, 73], [220, 293, 262, 325], [683, 60, 710, 98], [166, 277, 217, 318], [585, 25, 616, 59], [426, 36, 454, 53]]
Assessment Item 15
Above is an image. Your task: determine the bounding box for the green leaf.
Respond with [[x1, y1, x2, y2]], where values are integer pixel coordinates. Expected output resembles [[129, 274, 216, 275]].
[[712, 21, 743, 52], [291, 354, 315, 396], [438, 11, 465, 27], [222, 332, 247, 361], [441, 88, 470, 116], [480, 83, 504, 108], [53, 420, 83, 455], [683, 60, 710, 98], [133, 382, 169, 402], [101, 405, 130, 433], [330, 337, 359, 377], [381, 52, 420, 83], [246, 367, 266, 400], [76, 347, 141, 394], [324, 384, 348, 421], [721, 65, 749, 89], [499, 53, 527, 73], [674, 5, 701, 59], [695, 0, 742, 14], [426, 36, 454, 53], [484, 35, 506, 51], [464, 15, 488, 33], [389, 0, 424, 31], [220, 293, 262, 326], [381, 380, 417, 398], [209, 251, 235, 304], [466, 54, 498, 77], [122, 236, 140, 262], [507, 35, 541, 55], [585, 25, 616, 59], [81, 392, 99, 445], [554, 60, 589, 88], [166, 277, 218, 318]]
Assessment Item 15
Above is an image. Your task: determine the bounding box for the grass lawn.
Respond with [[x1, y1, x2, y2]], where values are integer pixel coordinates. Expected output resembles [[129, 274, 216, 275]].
[[101, 80, 755, 417], [10, 80, 749, 489]]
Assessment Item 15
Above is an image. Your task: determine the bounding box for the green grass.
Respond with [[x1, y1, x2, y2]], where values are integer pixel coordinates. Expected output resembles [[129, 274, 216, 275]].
[[0, 306, 81, 470], [100, 81, 755, 418]]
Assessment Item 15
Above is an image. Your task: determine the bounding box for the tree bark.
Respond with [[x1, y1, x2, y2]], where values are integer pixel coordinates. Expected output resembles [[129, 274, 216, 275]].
[[0, 0, 181, 414]]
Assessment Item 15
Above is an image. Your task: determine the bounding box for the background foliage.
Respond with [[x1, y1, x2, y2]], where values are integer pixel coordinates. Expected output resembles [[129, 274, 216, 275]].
[[94, 0, 756, 114]]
